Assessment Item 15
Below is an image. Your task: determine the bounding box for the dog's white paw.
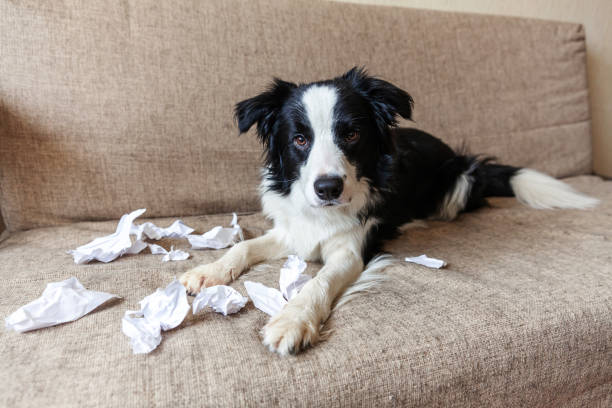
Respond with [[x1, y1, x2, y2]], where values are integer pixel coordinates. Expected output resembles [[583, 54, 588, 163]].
[[262, 307, 320, 356], [179, 262, 231, 295]]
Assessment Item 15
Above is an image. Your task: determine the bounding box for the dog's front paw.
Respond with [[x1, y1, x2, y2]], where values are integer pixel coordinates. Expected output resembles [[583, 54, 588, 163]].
[[179, 262, 231, 295], [262, 306, 320, 356]]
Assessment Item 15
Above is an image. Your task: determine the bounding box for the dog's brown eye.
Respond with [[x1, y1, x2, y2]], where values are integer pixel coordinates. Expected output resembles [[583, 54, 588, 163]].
[[345, 131, 360, 143], [294, 134, 308, 147]]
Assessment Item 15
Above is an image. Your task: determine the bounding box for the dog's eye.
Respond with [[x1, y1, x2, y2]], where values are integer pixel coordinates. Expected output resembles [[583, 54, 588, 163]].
[[345, 131, 360, 143], [293, 134, 308, 147]]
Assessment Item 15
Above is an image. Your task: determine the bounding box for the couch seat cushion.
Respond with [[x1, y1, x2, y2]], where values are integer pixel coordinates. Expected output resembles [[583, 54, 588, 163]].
[[1, 176, 610, 407]]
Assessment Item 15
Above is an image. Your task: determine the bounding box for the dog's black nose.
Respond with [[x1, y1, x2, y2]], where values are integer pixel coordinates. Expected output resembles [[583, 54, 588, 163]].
[[314, 176, 344, 201]]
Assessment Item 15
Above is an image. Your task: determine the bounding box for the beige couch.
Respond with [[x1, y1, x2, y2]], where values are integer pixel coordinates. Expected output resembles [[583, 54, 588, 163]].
[[1, 0, 610, 406]]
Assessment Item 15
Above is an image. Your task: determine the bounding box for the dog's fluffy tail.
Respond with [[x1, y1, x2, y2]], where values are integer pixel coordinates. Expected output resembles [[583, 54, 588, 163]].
[[508, 168, 599, 210], [332, 254, 396, 311]]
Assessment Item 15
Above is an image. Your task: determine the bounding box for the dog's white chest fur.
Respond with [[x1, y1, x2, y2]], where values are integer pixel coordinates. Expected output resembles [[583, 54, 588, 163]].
[[261, 185, 371, 261]]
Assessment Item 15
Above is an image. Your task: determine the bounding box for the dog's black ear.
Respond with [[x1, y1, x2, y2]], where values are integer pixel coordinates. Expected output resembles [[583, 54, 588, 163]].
[[342, 67, 413, 128], [234, 79, 297, 144]]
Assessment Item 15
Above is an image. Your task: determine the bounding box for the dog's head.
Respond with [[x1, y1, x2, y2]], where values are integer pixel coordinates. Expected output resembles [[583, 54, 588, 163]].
[[235, 67, 413, 210]]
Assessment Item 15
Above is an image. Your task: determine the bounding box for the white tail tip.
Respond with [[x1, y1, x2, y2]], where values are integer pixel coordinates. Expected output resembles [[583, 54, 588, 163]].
[[510, 169, 600, 210]]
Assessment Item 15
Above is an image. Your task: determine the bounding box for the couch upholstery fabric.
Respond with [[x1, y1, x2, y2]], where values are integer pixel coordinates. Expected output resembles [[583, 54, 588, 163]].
[[0, 0, 592, 231], [1, 176, 610, 407]]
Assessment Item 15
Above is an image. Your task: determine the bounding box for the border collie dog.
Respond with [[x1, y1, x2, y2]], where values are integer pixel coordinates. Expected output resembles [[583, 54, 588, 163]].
[[180, 68, 598, 356]]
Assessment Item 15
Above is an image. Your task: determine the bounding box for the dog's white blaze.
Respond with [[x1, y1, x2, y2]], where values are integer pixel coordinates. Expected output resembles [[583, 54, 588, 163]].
[[301, 86, 348, 205], [510, 169, 599, 209], [302, 85, 337, 152]]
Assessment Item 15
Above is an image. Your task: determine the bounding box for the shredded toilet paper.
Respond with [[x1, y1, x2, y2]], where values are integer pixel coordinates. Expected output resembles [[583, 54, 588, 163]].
[[121, 279, 190, 354], [243, 281, 288, 317], [131, 220, 194, 241], [192, 285, 248, 316], [68, 209, 196, 264], [5, 277, 119, 333], [188, 213, 243, 250], [405, 254, 447, 269], [121, 311, 163, 354], [244, 255, 311, 316], [148, 244, 190, 262], [279, 255, 309, 301], [68, 208, 148, 264]]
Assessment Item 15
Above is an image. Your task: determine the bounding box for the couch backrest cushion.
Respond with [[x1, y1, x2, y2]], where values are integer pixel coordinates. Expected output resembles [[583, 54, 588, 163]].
[[0, 0, 591, 231]]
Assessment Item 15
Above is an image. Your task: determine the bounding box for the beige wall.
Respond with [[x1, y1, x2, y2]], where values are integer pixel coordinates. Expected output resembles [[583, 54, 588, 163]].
[[331, 0, 612, 178]]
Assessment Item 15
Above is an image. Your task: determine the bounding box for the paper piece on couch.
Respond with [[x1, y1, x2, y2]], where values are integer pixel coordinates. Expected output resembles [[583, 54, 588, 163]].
[[131, 220, 195, 241], [243, 281, 287, 317], [122, 279, 190, 354], [68, 208, 148, 264], [405, 254, 447, 269], [121, 311, 162, 354], [188, 213, 244, 250], [192, 285, 248, 316], [279, 255, 309, 301], [244, 255, 311, 316], [5, 277, 119, 333], [148, 244, 190, 262]]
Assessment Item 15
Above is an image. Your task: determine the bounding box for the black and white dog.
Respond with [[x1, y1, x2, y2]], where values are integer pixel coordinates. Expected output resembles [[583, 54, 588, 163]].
[[180, 68, 598, 356]]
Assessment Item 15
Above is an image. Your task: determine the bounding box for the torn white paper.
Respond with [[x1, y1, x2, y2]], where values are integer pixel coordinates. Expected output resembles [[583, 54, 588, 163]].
[[148, 244, 190, 262], [279, 255, 310, 301], [121, 311, 162, 354], [244, 255, 311, 316], [126, 239, 148, 255], [244, 281, 287, 317], [5, 277, 119, 333], [68, 208, 148, 264], [192, 285, 248, 316], [131, 220, 195, 241], [405, 254, 447, 269], [122, 279, 190, 354], [138, 279, 190, 331], [188, 213, 243, 250]]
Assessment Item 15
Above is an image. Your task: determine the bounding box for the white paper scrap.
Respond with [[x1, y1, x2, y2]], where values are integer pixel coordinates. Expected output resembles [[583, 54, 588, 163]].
[[148, 244, 190, 262], [126, 239, 148, 255], [244, 255, 311, 316], [5, 277, 119, 333], [131, 220, 194, 241], [405, 254, 447, 269], [244, 281, 287, 317], [230, 213, 245, 242], [139, 279, 190, 331], [122, 279, 190, 354], [192, 285, 248, 316], [188, 213, 243, 250], [121, 311, 162, 354], [68, 208, 147, 264], [149, 244, 169, 256], [279, 255, 310, 301]]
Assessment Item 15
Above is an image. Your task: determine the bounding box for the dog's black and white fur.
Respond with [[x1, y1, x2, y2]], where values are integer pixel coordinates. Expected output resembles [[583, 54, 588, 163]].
[[180, 68, 598, 356]]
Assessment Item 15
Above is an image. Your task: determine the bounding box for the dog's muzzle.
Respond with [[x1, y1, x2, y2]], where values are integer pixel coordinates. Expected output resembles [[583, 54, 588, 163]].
[[314, 175, 344, 202]]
